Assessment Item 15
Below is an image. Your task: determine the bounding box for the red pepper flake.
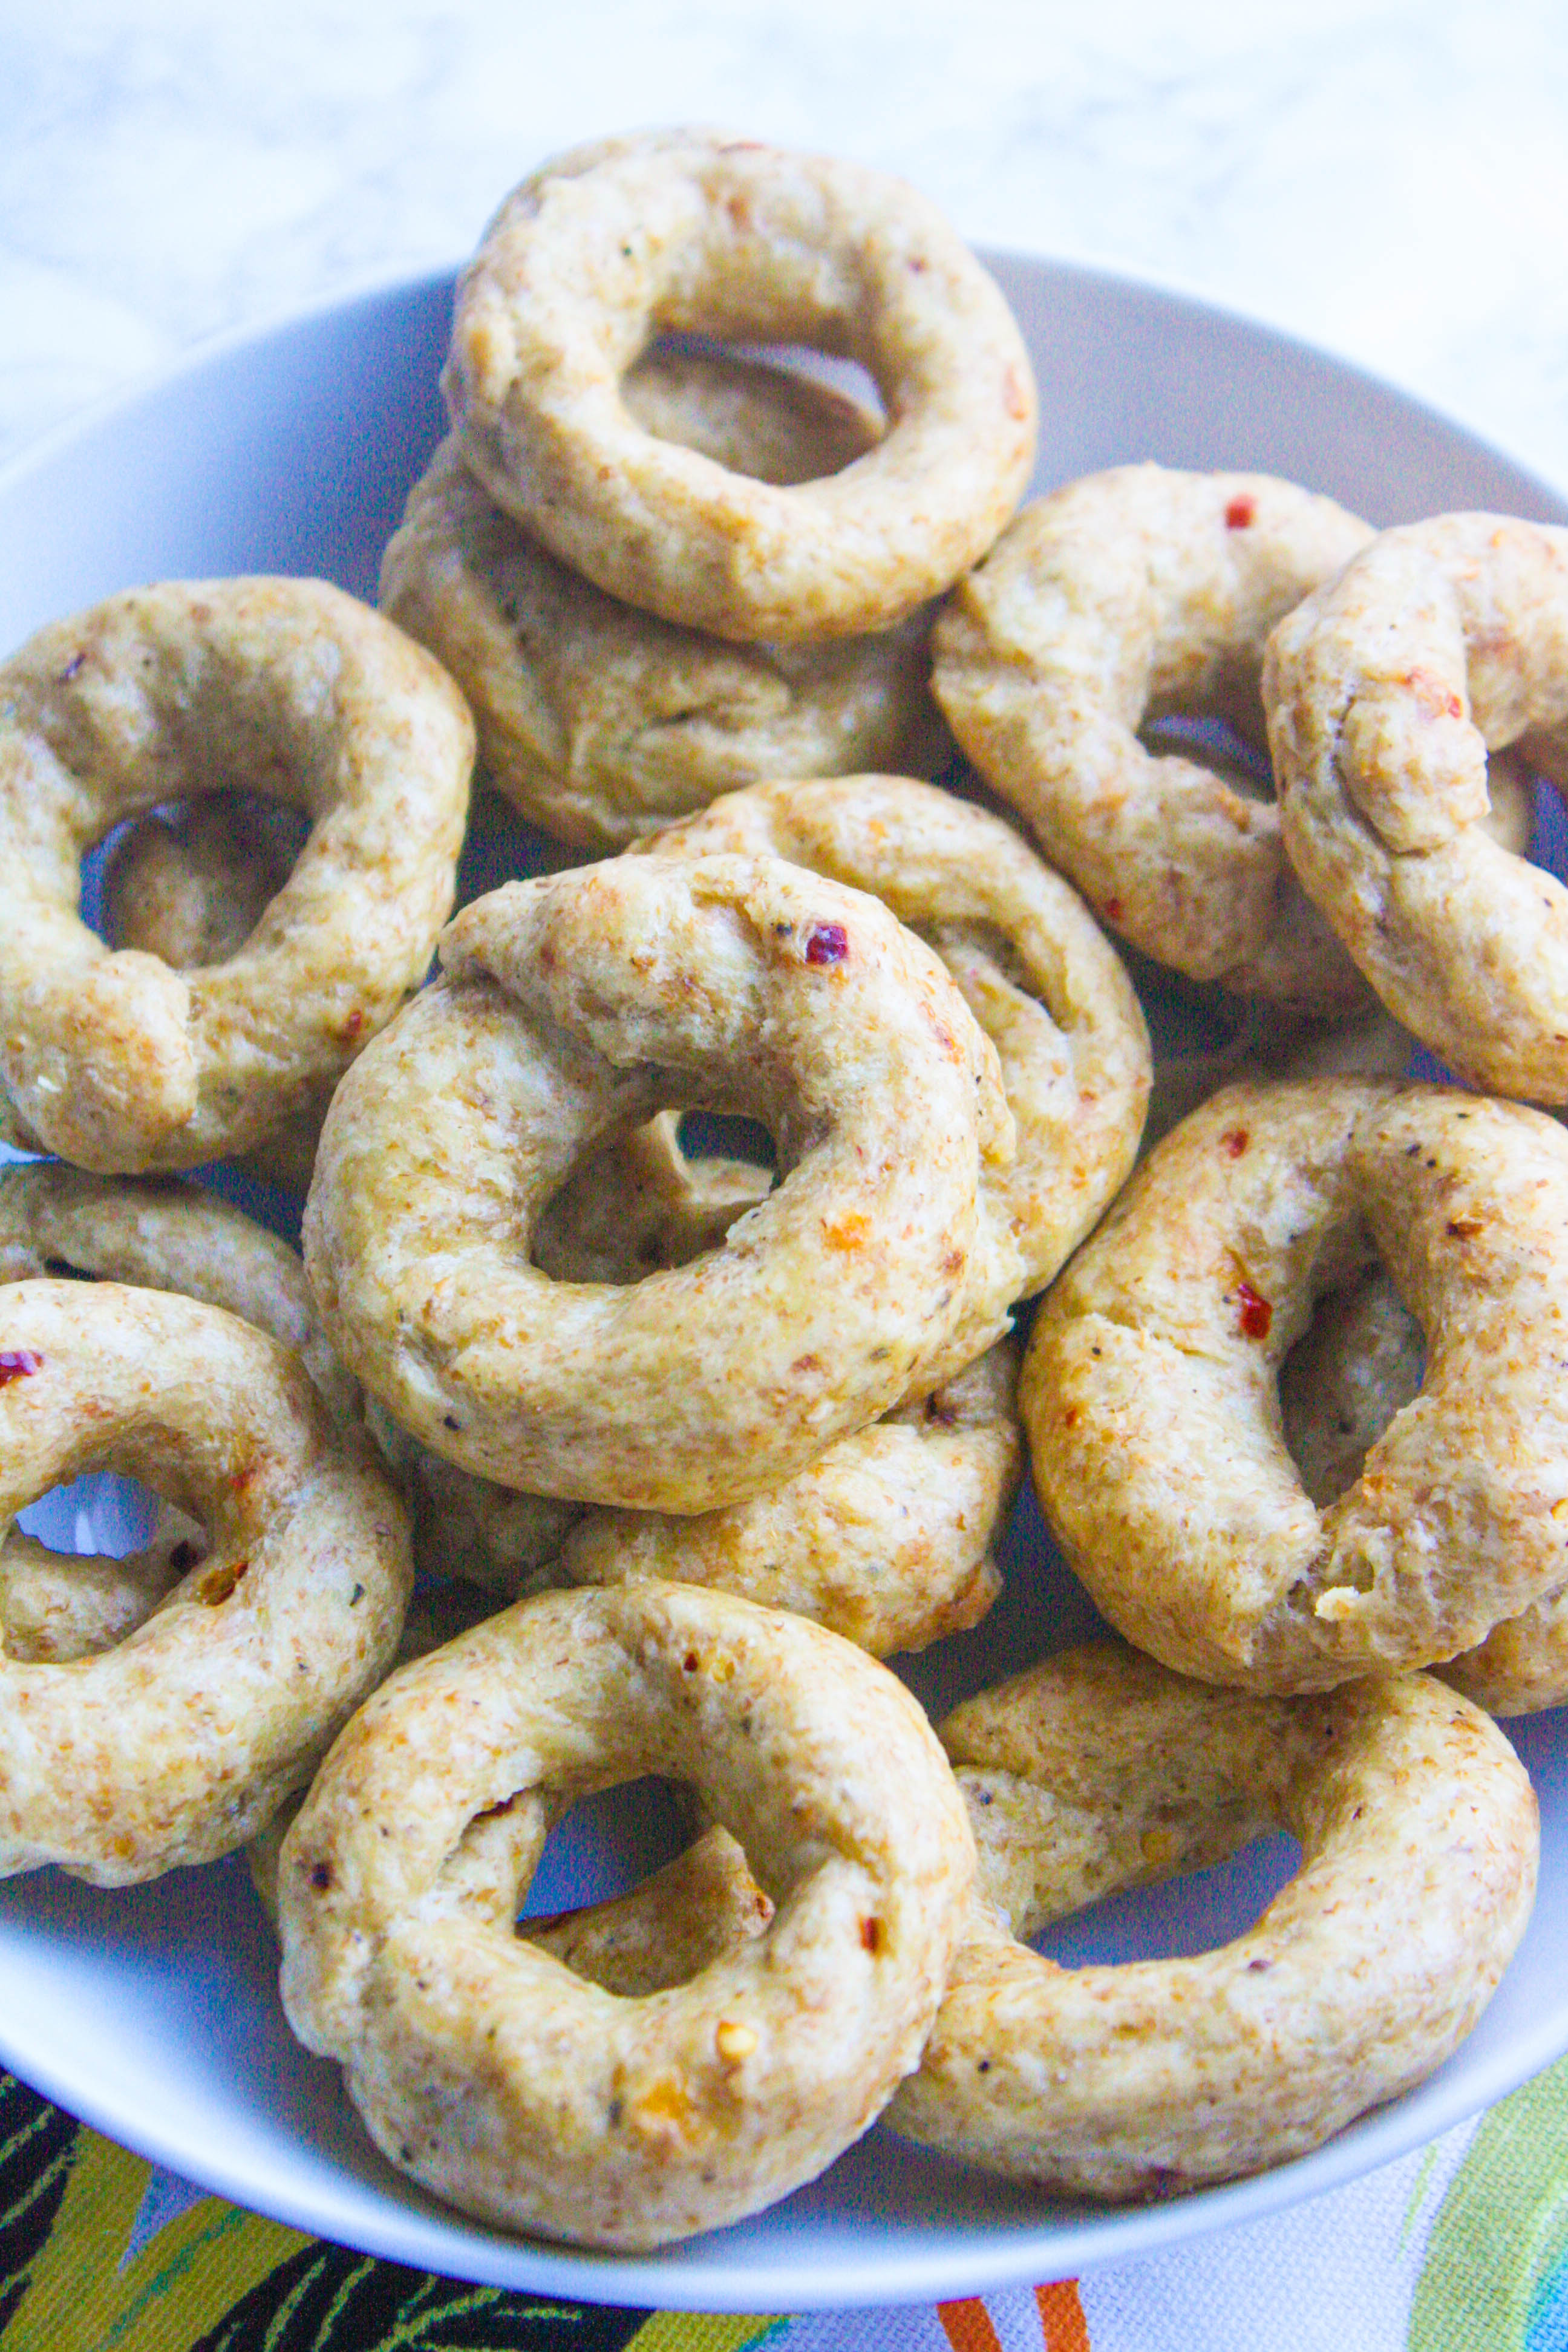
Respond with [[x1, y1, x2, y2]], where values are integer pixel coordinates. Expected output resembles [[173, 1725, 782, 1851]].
[[1446, 1215, 1485, 1240], [1406, 667, 1464, 724], [1221, 1127, 1250, 1159], [0, 1350, 41, 1387], [1062, 1405, 1079, 1428], [1224, 494, 1256, 530], [1102, 896, 1125, 923], [859, 1916, 884, 1954], [339, 1007, 365, 1043], [1234, 1280, 1273, 1341], [805, 921, 849, 967]]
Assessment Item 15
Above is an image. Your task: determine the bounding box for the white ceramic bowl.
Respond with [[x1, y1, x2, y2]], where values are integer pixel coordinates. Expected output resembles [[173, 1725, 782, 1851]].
[[1, 256, 1567, 2314]]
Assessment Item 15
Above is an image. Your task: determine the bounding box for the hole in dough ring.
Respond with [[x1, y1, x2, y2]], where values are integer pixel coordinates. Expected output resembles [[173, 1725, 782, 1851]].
[[0, 578, 474, 1172], [930, 463, 1378, 1010], [0, 1162, 367, 1663], [443, 129, 1037, 646], [303, 851, 1011, 1512], [1022, 1077, 1568, 1690], [275, 1579, 976, 2251], [632, 769, 1151, 1382], [883, 1641, 1538, 2198], [1266, 512, 1568, 1100], [373, 1116, 1018, 1653], [0, 1277, 411, 1883], [1265, 1253, 1568, 1719], [372, 1111, 775, 1592]]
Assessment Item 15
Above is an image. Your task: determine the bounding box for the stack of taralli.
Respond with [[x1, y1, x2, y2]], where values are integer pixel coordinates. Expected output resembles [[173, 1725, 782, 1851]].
[[0, 123, 1557, 2254]]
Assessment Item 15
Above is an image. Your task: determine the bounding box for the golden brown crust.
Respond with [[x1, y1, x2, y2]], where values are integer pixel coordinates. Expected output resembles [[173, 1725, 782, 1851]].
[[0, 1164, 364, 1667], [276, 1580, 976, 2249], [1263, 1252, 1568, 1716], [379, 424, 945, 852], [445, 130, 1036, 644], [0, 578, 474, 1172], [885, 1643, 1538, 2197], [99, 794, 330, 1192], [374, 1112, 771, 1590], [931, 465, 1377, 1009], [0, 1161, 356, 1423], [1266, 514, 1568, 1097], [555, 1336, 1021, 1656], [304, 852, 1010, 1511], [632, 772, 1151, 1379], [0, 1278, 411, 1883], [1022, 1079, 1568, 1689]]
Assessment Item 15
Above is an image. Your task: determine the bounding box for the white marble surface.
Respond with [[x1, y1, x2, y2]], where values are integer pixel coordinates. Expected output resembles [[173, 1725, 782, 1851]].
[[4, 0, 1568, 494]]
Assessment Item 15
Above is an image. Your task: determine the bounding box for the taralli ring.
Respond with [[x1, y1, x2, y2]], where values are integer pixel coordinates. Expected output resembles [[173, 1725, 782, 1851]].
[[0, 578, 474, 1172], [443, 129, 1037, 644], [884, 1642, 1538, 2197], [634, 772, 1151, 1379], [0, 1278, 411, 1882], [371, 1111, 773, 1593], [930, 464, 1377, 1009], [0, 1163, 361, 1661], [1022, 1079, 1568, 1690], [275, 1579, 976, 2249], [555, 1335, 1022, 1656], [1266, 512, 1568, 1097], [380, 389, 944, 851], [0, 1160, 356, 1425], [1272, 1258, 1568, 1717], [97, 792, 332, 1193], [305, 851, 1010, 1511]]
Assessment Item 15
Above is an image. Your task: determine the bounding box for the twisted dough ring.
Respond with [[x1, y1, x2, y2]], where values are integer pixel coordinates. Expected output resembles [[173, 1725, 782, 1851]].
[[370, 1106, 1020, 1653], [304, 851, 1010, 1512], [97, 791, 330, 1194], [634, 771, 1151, 1381], [444, 129, 1037, 645], [885, 1642, 1537, 2197], [0, 578, 474, 1172], [1022, 1079, 1568, 1690], [1266, 513, 1568, 1098], [0, 1164, 362, 1662], [376, 1111, 772, 1592], [554, 1334, 1021, 1657], [381, 374, 944, 851], [930, 464, 1377, 1010], [0, 1278, 410, 1881], [1135, 754, 1537, 1154], [1276, 1261, 1568, 1717], [0, 1161, 354, 1423], [276, 1580, 976, 2250]]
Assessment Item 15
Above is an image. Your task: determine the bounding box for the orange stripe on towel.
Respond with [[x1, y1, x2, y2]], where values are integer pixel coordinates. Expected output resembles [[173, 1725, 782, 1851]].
[[1036, 2277, 1091, 2350], [937, 2298, 1005, 2352]]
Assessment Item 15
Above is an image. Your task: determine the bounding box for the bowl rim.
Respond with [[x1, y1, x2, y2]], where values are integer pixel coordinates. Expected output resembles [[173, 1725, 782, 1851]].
[[1, 250, 1566, 2314]]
